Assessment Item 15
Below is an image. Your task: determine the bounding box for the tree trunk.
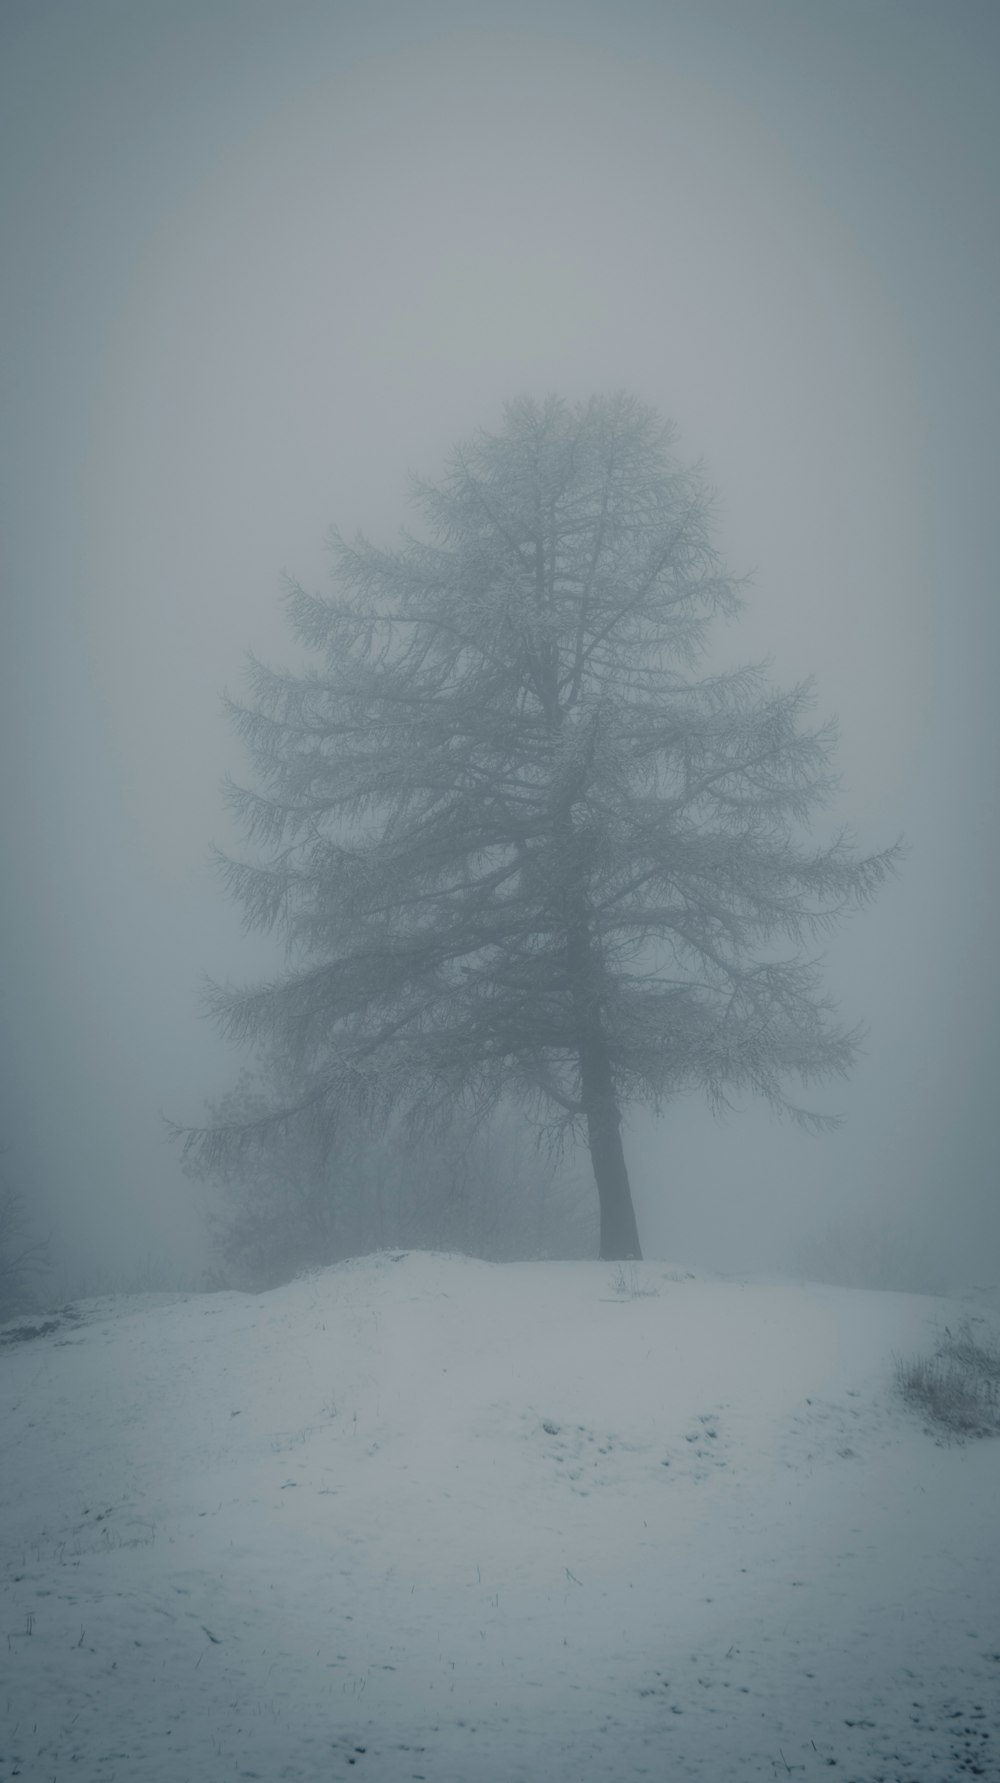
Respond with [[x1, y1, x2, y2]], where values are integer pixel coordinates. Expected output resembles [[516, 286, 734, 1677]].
[[579, 1030, 642, 1261], [564, 880, 643, 1261]]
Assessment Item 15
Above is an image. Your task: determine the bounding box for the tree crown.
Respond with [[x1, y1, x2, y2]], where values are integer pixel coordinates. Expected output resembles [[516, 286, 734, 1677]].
[[190, 394, 898, 1193]]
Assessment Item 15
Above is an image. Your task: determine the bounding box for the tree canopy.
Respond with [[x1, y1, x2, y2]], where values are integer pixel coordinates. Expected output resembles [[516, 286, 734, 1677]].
[[190, 393, 899, 1259]]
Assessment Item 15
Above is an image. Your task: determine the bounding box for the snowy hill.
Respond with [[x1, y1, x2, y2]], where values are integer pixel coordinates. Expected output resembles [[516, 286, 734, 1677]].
[[2, 1253, 998, 1781]]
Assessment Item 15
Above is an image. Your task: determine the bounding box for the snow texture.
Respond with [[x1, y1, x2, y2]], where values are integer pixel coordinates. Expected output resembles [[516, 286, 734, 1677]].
[[2, 1253, 998, 1780]]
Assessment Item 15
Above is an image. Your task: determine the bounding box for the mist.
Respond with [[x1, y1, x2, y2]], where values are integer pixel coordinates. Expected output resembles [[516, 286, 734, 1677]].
[[2, 0, 998, 1294]]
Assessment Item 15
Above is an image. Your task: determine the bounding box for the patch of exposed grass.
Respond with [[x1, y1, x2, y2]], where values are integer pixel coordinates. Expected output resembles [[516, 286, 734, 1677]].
[[895, 1325, 1000, 1439]]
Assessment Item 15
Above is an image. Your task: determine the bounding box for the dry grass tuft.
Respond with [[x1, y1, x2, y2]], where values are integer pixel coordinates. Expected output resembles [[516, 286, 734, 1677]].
[[895, 1325, 1000, 1439]]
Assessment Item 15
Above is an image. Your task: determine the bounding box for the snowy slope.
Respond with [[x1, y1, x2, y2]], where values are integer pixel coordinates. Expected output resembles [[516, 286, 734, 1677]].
[[2, 1253, 998, 1782]]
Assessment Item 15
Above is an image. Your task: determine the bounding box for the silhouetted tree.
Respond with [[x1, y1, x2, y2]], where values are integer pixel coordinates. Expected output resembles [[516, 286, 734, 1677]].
[[0, 1172, 50, 1321], [189, 394, 898, 1258]]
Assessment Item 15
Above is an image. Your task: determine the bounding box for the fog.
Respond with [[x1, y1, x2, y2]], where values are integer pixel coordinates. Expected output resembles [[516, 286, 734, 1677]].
[[2, 1, 998, 1292]]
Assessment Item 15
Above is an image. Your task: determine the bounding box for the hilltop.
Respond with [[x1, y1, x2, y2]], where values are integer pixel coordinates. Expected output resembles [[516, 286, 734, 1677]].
[[2, 1253, 998, 1780]]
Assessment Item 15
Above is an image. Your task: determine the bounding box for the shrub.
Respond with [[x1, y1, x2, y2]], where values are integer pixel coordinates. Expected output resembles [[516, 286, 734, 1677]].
[[895, 1325, 1000, 1439]]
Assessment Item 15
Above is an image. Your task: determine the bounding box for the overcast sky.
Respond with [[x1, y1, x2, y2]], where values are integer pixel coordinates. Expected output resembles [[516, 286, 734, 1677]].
[[2, 0, 998, 1288]]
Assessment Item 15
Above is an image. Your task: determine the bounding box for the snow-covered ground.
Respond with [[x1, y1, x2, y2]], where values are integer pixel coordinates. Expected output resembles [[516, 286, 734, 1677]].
[[2, 1252, 998, 1781]]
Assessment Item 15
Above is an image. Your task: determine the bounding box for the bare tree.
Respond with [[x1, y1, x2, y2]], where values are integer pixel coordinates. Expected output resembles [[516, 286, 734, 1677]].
[[189, 394, 898, 1259]]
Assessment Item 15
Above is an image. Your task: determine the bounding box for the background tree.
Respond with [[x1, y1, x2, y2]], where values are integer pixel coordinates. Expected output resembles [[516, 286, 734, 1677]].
[[188, 1068, 593, 1290], [189, 394, 898, 1260], [0, 1169, 51, 1322]]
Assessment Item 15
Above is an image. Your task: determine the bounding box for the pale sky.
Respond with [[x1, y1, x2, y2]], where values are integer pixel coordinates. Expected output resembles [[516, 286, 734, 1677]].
[[2, 1, 998, 1286]]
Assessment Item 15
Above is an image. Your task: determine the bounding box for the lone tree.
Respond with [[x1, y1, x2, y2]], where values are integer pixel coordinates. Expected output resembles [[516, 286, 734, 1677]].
[[191, 394, 898, 1260]]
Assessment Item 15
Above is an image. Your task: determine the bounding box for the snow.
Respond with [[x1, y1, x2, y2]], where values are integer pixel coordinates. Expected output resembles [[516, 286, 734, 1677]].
[[2, 1252, 998, 1781]]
